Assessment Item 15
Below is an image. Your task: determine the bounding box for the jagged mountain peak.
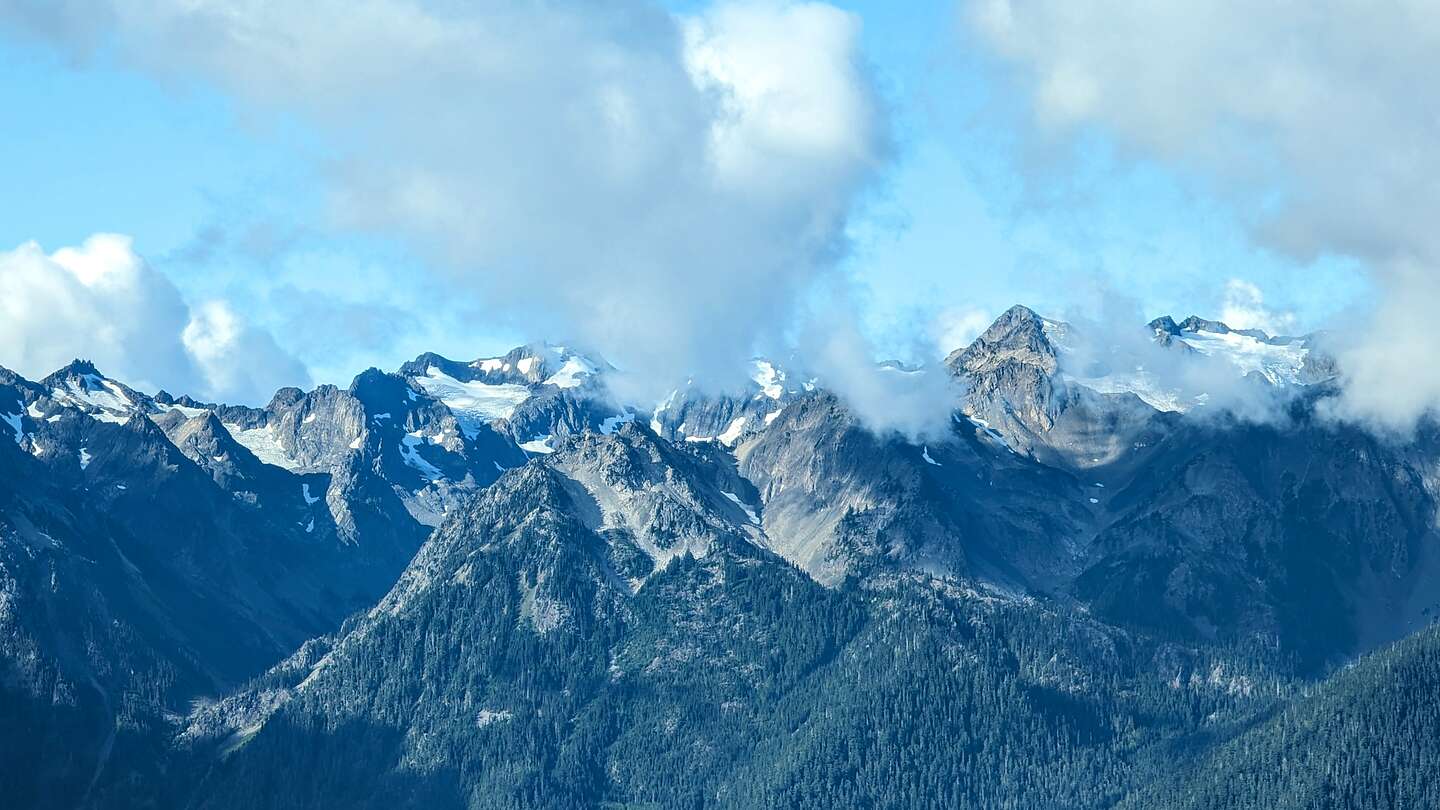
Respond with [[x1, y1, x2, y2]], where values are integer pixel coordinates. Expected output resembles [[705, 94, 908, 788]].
[[1151, 313, 1314, 346], [476, 341, 605, 383], [986, 303, 1045, 327], [950, 305, 1332, 429], [1176, 315, 1232, 335], [402, 342, 606, 391], [1142, 313, 1323, 388], [10, 304, 1440, 807], [266, 385, 309, 409], [348, 366, 416, 406], [35, 357, 154, 425], [152, 389, 211, 409], [161, 407, 286, 490], [170, 406, 227, 437], [1147, 315, 1182, 336], [397, 351, 472, 382], [946, 304, 1062, 377], [945, 304, 1067, 445], [41, 357, 105, 383]]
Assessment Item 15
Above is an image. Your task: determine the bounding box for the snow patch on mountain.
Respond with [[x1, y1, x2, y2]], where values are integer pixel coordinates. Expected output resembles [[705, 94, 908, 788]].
[[158, 402, 208, 419], [1176, 329, 1309, 386], [400, 432, 443, 479], [475, 709, 514, 728], [1, 412, 20, 443], [226, 424, 302, 471], [1047, 313, 1324, 414], [50, 373, 135, 423], [717, 416, 747, 446], [650, 390, 679, 434], [752, 360, 785, 400], [1069, 367, 1189, 413], [722, 490, 761, 525], [543, 355, 596, 389], [413, 368, 531, 437]]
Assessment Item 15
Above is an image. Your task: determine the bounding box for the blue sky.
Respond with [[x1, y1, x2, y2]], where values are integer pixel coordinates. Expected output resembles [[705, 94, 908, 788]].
[[0, 1, 1379, 399], [0, 31, 509, 385]]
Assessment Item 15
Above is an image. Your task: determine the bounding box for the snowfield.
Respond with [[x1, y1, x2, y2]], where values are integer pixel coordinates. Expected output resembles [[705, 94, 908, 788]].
[[414, 368, 531, 437]]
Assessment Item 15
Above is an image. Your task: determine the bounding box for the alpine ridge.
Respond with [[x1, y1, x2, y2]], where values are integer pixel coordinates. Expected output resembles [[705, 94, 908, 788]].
[[3, 306, 1438, 809]]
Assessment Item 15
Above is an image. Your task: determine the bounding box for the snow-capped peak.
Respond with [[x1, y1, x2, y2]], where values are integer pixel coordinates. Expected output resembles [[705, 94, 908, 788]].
[[463, 343, 606, 389], [40, 360, 149, 424], [954, 307, 1335, 417], [400, 343, 609, 439]]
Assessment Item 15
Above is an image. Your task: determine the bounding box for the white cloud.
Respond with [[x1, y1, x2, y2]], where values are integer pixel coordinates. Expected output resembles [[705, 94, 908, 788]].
[[795, 286, 962, 441], [0, 234, 192, 390], [5, 0, 887, 405], [1323, 261, 1440, 432], [1055, 293, 1297, 426], [1219, 279, 1296, 337], [183, 300, 311, 405], [966, 0, 1440, 430], [932, 306, 994, 356], [0, 235, 307, 403], [684, 2, 881, 193]]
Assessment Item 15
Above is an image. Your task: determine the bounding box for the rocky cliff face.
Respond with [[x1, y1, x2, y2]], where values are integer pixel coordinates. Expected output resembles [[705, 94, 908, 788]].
[[1075, 401, 1440, 672], [734, 390, 1087, 589], [947, 304, 1067, 439], [649, 359, 800, 449]]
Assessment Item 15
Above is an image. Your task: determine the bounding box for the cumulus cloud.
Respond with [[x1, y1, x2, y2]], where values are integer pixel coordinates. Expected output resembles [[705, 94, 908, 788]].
[[182, 300, 311, 404], [965, 0, 1440, 430], [0, 235, 307, 403], [4, 0, 888, 406], [0, 235, 193, 389]]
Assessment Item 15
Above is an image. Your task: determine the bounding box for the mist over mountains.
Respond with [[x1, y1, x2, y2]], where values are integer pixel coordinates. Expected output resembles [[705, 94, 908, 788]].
[[5, 303, 1440, 808]]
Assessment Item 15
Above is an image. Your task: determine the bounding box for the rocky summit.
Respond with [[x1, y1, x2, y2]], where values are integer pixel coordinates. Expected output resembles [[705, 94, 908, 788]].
[[4, 307, 1440, 809]]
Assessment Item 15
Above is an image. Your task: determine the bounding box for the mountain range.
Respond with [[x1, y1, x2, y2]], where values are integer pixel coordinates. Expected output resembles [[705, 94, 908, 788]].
[[4, 305, 1438, 809]]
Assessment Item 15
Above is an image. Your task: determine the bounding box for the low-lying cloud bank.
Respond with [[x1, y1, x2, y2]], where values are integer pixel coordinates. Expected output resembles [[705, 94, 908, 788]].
[[1054, 296, 1304, 427], [967, 0, 1440, 432], [798, 289, 965, 441], [0, 234, 307, 404]]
